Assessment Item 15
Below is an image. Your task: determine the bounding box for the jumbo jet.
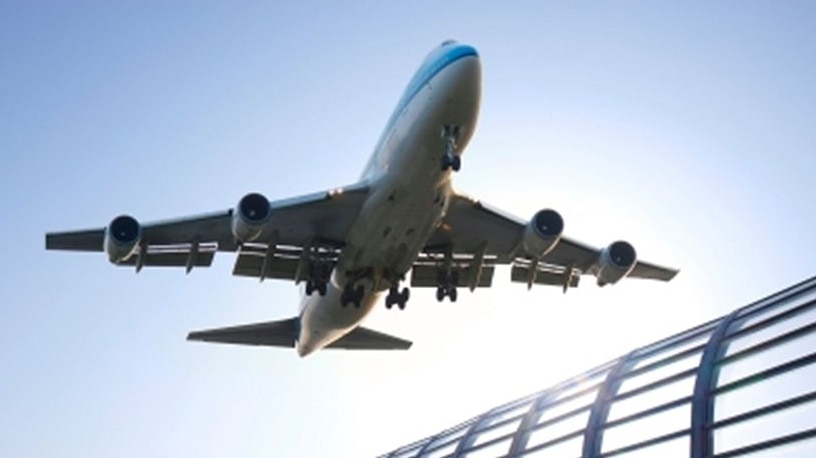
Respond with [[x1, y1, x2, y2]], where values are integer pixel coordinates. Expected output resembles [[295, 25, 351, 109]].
[[46, 40, 678, 356]]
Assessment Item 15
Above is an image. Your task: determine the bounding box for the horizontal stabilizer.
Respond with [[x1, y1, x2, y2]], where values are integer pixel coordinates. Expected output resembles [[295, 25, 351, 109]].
[[187, 318, 298, 348], [327, 326, 412, 350], [187, 318, 411, 351]]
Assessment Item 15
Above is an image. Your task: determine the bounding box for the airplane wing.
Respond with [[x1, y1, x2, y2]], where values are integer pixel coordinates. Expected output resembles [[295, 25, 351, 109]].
[[419, 192, 678, 291], [45, 182, 370, 275], [187, 318, 412, 350]]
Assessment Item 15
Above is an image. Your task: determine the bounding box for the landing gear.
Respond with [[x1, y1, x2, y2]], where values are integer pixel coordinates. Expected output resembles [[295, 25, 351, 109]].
[[305, 280, 327, 297], [341, 283, 365, 308], [436, 270, 459, 302], [385, 285, 410, 310], [304, 263, 330, 297], [440, 125, 462, 172]]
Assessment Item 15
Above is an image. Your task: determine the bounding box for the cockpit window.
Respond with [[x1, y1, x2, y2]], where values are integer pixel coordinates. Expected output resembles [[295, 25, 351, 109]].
[[440, 39, 457, 47]]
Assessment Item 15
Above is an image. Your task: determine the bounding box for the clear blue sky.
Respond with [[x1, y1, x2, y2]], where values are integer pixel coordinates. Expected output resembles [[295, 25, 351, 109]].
[[2, 2, 815, 457]]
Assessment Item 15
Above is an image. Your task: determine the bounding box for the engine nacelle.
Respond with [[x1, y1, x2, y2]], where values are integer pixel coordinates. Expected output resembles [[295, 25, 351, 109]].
[[104, 214, 142, 263], [595, 240, 637, 286], [231, 192, 271, 243], [522, 209, 564, 258]]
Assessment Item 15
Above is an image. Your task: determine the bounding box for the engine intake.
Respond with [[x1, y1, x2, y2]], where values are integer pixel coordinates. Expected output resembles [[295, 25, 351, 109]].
[[595, 240, 637, 286], [232, 192, 271, 243], [522, 209, 564, 258], [105, 214, 142, 263]]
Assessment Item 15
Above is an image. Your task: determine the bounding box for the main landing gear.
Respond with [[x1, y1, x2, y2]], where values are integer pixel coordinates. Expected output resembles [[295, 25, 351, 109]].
[[341, 283, 365, 308], [440, 125, 462, 172], [304, 263, 330, 297], [436, 270, 459, 302], [385, 285, 410, 310]]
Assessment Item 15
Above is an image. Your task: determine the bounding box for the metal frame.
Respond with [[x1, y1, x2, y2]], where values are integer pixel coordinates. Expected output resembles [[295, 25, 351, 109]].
[[377, 275, 816, 458]]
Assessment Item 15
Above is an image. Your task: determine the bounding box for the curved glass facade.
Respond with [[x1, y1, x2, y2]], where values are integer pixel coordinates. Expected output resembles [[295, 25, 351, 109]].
[[379, 276, 816, 458]]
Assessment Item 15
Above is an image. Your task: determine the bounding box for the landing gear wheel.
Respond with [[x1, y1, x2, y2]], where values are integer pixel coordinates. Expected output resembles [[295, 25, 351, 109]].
[[317, 282, 327, 296], [449, 287, 458, 303], [451, 155, 461, 172], [354, 285, 364, 308], [436, 286, 445, 302], [305, 281, 315, 296]]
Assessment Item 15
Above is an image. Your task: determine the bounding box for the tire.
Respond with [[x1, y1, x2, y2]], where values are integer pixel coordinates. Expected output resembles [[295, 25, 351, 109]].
[[449, 287, 458, 303], [436, 287, 445, 302], [451, 155, 461, 172]]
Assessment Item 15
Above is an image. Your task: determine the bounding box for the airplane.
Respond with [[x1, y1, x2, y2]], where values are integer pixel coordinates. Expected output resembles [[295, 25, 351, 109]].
[[46, 40, 678, 357]]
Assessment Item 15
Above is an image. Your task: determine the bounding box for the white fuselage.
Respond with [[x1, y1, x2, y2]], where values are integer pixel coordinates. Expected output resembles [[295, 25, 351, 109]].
[[296, 43, 481, 356]]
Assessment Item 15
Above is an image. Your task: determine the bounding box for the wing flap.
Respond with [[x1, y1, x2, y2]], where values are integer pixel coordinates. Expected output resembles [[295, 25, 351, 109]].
[[410, 263, 494, 288], [511, 263, 580, 289], [117, 249, 216, 269]]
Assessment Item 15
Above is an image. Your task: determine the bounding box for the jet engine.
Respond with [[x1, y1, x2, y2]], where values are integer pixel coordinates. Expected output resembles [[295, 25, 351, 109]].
[[595, 241, 637, 286], [104, 214, 142, 263], [231, 192, 271, 243], [522, 209, 564, 258]]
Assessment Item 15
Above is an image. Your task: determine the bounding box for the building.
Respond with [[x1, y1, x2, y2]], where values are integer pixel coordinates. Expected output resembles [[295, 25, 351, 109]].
[[378, 276, 816, 458]]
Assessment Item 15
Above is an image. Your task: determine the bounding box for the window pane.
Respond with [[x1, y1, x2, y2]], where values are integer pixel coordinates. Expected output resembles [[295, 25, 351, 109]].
[[521, 435, 582, 457], [550, 373, 606, 402], [606, 435, 688, 458], [602, 403, 690, 453], [609, 374, 695, 421], [719, 329, 816, 387], [618, 352, 700, 395], [471, 419, 522, 448], [632, 333, 708, 372], [424, 423, 471, 451], [526, 410, 589, 450], [713, 400, 816, 454], [483, 399, 535, 426], [716, 360, 816, 421], [734, 436, 816, 458], [422, 439, 458, 458], [461, 437, 511, 458], [536, 390, 596, 425], [736, 287, 816, 332], [726, 303, 816, 357]]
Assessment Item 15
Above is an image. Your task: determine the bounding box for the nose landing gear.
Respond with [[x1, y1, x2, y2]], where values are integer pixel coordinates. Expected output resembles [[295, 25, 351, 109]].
[[440, 125, 462, 172]]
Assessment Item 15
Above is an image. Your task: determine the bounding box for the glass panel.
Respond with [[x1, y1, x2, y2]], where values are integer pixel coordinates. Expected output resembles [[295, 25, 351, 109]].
[[483, 399, 535, 427], [526, 410, 589, 450], [601, 403, 690, 453], [609, 375, 695, 421], [716, 360, 816, 421], [549, 373, 606, 402], [718, 329, 816, 387], [632, 333, 708, 372], [423, 423, 472, 451], [472, 418, 522, 448], [726, 303, 816, 357], [618, 352, 700, 395], [521, 435, 583, 457], [734, 436, 816, 458], [461, 437, 512, 458], [713, 400, 816, 454], [536, 390, 596, 425], [392, 442, 426, 458], [606, 435, 688, 458], [736, 287, 816, 332], [421, 439, 458, 458]]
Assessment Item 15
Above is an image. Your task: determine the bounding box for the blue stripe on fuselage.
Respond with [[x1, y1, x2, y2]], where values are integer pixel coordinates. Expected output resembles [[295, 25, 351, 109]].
[[384, 44, 478, 134]]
